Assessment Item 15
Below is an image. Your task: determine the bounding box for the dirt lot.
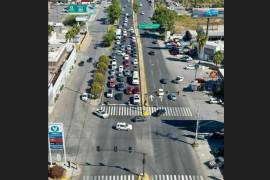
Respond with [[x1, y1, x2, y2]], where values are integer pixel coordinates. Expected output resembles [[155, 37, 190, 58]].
[[174, 15, 224, 34]]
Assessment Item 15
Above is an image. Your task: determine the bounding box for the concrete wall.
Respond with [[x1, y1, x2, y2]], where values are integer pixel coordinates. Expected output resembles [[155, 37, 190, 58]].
[[48, 44, 77, 106]]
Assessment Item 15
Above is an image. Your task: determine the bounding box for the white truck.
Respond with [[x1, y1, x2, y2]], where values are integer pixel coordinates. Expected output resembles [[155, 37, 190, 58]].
[[116, 28, 121, 40], [132, 71, 140, 85]]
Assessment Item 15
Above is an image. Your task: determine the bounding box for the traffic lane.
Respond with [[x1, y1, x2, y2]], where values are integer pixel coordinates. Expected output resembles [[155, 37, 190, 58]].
[[87, 117, 141, 175], [148, 118, 204, 175]]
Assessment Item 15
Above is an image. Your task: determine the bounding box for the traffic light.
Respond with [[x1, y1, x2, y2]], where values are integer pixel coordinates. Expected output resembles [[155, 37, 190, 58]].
[[128, 147, 132, 153], [114, 145, 118, 152], [96, 146, 100, 152]]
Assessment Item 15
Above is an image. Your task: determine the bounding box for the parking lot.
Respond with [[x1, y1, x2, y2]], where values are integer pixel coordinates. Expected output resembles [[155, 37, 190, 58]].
[[48, 3, 68, 23], [102, 3, 141, 106]]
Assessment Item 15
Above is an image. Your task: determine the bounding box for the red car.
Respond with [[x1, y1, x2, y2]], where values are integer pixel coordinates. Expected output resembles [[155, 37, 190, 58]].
[[123, 60, 129, 68], [108, 80, 116, 88], [126, 86, 132, 95], [133, 86, 140, 94]]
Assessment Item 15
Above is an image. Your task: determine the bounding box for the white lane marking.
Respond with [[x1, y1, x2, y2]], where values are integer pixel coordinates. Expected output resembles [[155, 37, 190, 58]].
[[186, 108, 192, 116]]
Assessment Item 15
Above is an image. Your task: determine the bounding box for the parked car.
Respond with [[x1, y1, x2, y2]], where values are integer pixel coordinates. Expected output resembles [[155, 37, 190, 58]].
[[172, 76, 184, 83], [115, 92, 124, 101], [169, 93, 177, 101], [154, 109, 166, 117], [126, 86, 133, 95], [81, 93, 90, 101], [116, 83, 125, 91], [133, 86, 140, 94], [184, 64, 196, 70], [180, 55, 193, 62], [141, 11, 145, 15], [123, 69, 130, 76], [131, 116, 146, 122], [115, 122, 133, 131], [86, 57, 93, 63], [109, 69, 116, 75], [209, 97, 222, 104], [106, 89, 113, 98], [124, 54, 129, 60], [108, 75, 115, 82], [123, 60, 129, 68], [132, 94, 140, 105], [94, 109, 109, 118], [117, 76, 124, 83], [158, 88, 164, 96], [133, 59, 138, 65], [108, 80, 116, 88], [160, 78, 168, 84], [118, 65, 124, 73], [148, 51, 155, 55]]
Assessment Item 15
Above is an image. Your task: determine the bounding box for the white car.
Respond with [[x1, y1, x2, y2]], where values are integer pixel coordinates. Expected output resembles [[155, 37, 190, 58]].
[[209, 97, 222, 104], [116, 122, 133, 131], [133, 94, 140, 105], [81, 93, 90, 101], [117, 50, 123, 55], [118, 65, 124, 72], [110, 69, 116, 75], [111, 64, 117, 70], [184, 64, 196, 70], [116, 40, 120, 45], [124, 23, 127, 27], [94, 109, 109, 118], [111, 61, 117, 66], [158, 89, 164, 96], [141, 11, 144, 15], [106, 89, 113, 98], [121, 52, 126, 57], [133, 59, 138, 65], [139, 3, 143, 7], [124, 54, 129, 60], [180, 55, 193, 61]]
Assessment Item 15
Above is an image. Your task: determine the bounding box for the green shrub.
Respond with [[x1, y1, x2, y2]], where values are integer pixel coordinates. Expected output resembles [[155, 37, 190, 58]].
[[91, 82, 103, 98], [99, 55, 110, 65], [94, 72, 105, 83]]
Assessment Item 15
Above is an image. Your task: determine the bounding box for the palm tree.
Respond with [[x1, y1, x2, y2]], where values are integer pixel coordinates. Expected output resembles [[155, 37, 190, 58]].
[[197, 32, 208, 59], [213, 51, 224, 66]]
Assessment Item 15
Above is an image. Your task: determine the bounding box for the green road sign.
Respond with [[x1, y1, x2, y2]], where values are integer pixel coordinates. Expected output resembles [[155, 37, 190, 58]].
[[68, 4, 88, 13], [138, 23, 160, 29]]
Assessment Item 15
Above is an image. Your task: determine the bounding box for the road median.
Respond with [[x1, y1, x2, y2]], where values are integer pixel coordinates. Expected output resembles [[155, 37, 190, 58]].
[[132, 0, 149, 109]]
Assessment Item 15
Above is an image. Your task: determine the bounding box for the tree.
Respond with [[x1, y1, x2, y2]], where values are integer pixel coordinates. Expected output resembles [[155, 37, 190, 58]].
[[48, 165, 66, 179], [183, 30, 192, 42], [98, 62, 108, 73], [48, 25, 54, 35], [197, 31, 208, 51], [99, 55, 110, 65], [213, 51, 224, 66], [133, 0, 139, 13], [107, 0, 121, 24], [65, 26, 80, 42], [152, 4, 177, 32], [95, 72, 105, 83], [91, 82, 103, 98]]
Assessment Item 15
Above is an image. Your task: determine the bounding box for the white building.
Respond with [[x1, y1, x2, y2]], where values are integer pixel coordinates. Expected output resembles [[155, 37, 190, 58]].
[[48, 42, 77, 111], [200, 40, 224, 61]]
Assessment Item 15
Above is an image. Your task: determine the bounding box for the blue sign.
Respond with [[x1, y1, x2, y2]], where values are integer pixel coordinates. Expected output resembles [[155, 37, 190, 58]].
[[48, 123, 64, 150], [204, 9, 218, 17]]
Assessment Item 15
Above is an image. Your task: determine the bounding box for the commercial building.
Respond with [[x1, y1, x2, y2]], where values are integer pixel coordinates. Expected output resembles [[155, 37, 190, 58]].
[[48, 41, 77, 109], [201, 40, 224, 61]]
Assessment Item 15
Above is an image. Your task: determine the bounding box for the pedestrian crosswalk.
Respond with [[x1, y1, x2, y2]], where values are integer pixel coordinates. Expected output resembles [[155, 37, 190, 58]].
[[100, 105, 193, 117], [82, 174, 204, 180]]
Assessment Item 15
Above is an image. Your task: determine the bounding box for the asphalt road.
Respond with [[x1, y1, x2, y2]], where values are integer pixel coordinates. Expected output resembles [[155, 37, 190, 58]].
[[101, 2, 140, 106], [137, 1, 192, 109], [50, 1, 206, 179]]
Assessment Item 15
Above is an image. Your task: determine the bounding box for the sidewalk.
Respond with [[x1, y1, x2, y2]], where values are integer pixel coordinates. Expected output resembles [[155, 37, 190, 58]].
[[193, 140, 224, 180]]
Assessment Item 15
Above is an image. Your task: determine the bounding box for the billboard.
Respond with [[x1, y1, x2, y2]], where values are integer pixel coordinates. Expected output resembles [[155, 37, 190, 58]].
[[48, 123, 64, 150], [192, 8, 224, 18]]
